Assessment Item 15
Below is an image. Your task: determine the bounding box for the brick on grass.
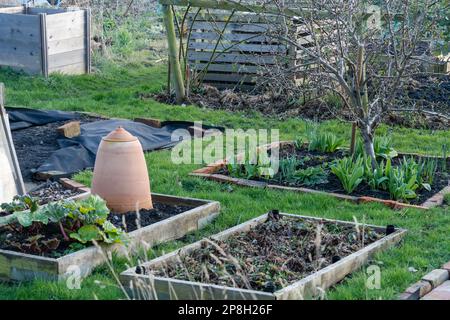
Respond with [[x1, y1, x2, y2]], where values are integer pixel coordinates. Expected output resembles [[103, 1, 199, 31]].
[[442, 261, 450, 274], [57, 121, 81, 138], [422, 269, 449, 288], [59, 178, 86, 191], [134, 118, 162, 128], [403, 280, 433, 299], [421, 281, 450, 300]]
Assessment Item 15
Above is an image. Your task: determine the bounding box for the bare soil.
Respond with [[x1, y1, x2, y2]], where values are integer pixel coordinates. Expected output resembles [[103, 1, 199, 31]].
[[146, 213, 385, 293], [11, 115, 100, 182]]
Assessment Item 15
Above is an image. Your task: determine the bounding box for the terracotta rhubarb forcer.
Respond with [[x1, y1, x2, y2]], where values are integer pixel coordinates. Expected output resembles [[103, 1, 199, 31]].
[[91, 127, 153, 213]]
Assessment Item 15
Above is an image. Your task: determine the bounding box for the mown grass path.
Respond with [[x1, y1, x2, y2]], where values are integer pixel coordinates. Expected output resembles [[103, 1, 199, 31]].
[[0, 64, 448, 300]]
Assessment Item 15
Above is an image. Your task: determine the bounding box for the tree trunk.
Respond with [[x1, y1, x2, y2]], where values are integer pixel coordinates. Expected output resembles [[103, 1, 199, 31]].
[[360, 127, 377, 169], [162, 4, 186, 104]]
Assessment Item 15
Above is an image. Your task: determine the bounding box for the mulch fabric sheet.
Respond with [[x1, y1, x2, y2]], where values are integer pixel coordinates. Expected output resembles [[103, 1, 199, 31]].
[[7, 107, 221, 178]]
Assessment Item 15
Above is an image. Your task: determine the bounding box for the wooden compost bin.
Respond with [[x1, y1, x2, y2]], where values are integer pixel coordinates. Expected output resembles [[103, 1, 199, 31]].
[[0, 193, 220, 282], [0, 6, 91, 76], [120, 212, 407, 300]]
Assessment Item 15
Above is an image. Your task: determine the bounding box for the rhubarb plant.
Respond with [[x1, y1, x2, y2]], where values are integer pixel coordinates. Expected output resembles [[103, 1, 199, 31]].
[[0, 195, 126, 253]]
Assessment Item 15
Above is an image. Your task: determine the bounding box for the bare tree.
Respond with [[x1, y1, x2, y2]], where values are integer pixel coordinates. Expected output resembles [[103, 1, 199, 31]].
[[254, 0, 445, 167]]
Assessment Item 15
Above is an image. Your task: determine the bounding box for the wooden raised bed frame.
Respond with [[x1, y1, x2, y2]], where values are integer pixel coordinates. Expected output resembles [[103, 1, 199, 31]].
[[120, 212, 407, 300], [191, 141, 450, 210], [0, 5, 91, 76], [0, 191, 220, 282]]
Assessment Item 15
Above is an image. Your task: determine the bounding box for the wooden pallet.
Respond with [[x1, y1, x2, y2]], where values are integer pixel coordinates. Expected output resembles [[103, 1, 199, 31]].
[[186, 10, 312, 89]]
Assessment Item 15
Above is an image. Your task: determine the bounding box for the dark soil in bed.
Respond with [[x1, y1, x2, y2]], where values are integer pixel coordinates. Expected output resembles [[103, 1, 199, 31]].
[[219, 144, 450, 205], [28, 180, 83, 205], [11, 114, 100, 183], [109, 202, 194, 233], [146, 214, 385, 293], [0, 201, 194, 258]]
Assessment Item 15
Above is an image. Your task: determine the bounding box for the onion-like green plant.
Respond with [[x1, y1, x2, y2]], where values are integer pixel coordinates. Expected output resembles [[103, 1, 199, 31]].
[[331, 156, 365, 194], [309, 132, 344, 153], [417, 157, 437, 188], [387, 166, 419, 201], [364, 157, 388, 191]]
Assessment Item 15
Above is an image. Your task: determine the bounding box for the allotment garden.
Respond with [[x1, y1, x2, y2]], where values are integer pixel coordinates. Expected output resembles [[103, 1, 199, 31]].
[[0, 0, 449, 301]]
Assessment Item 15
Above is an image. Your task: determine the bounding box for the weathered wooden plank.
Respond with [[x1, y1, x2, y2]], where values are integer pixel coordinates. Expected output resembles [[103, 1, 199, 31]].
[[0, 51, 42, 74], [188, 41, 287, 53], [122, 273, 275, 300], [0, 32, 40, 46], [202, 72, 257, 83], [191, 62, 261, 74], [188, 11, 283, 24], [46, 22, 86, 42], [191, 21, 276, 33], [0, 6, 23, 14], [0, 249, 59, 281], [44, 10, 85, 28], [190, 31, 281, 44], [27, 7, 66, 15], [48, 49, 86, 69], [39, 13, 48, 77], [0, 11, 39, 28], [188, 50, 280, 64], [85, 8, 91, 73], [48, 62, 86, 74], [47, 36, 85, 55]]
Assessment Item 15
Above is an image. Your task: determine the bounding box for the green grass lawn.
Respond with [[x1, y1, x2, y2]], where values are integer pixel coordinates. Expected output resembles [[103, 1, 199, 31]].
[[0, 62, 448, 300]]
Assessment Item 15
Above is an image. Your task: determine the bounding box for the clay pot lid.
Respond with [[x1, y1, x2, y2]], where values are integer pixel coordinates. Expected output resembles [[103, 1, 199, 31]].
[[103, 127, 137, 142]]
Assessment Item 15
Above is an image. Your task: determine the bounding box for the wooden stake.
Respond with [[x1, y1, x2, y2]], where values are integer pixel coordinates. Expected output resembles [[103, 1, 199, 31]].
[[162, 4, 186, 104], [350, 122, 357, 156], [0, 83, 26, 196]]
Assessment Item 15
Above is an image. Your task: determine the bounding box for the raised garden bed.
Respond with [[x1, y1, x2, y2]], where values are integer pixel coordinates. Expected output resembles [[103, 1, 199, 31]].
[[191, 141, 450, 210], [0, 192, 220, 282], [120, 211, 406, 300]]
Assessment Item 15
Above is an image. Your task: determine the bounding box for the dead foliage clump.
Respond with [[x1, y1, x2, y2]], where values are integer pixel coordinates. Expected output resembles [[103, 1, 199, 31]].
[[149, 215, 384, 293]]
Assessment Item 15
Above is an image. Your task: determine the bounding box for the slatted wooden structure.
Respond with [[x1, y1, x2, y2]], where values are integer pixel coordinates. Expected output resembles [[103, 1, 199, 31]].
[[0, 6, 91, 76], [186, 10, 312, 88]]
